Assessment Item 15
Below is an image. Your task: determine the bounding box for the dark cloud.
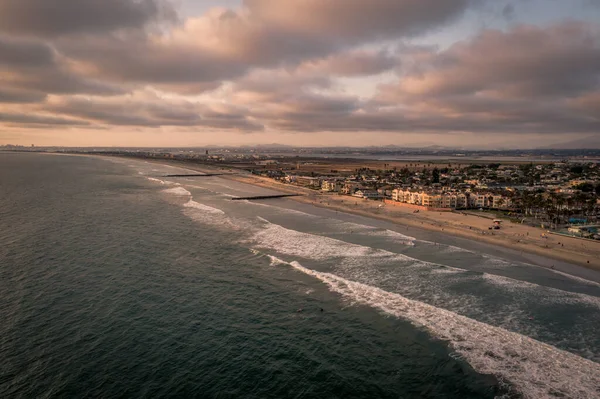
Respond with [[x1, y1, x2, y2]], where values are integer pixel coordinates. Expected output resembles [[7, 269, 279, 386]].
[[502, 4, 516, 21], [0, 35, 55, 66], [0, 111, 90, 126], [244, 0, 480, 41], [0, 88, 47, 103], [44, 94, 263, 131], [0, 36, 123, 99], [0, 0, 176, 37]]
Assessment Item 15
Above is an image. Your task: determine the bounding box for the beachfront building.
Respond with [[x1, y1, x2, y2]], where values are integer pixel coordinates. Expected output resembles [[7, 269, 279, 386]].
[[321, 180, 342, 192], [441, 192, 469, 209], [295, 176, 322, 188], [286, 175, 322, 188], [342, 182, 362, 195], [353, 190, 383, 199], [391, 188, 506, 210], [468, 193, 512, 209]]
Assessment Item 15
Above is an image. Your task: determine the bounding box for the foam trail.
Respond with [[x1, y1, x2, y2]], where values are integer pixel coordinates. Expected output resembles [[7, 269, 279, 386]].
[[271, 256, 600, 399], [183, 199, 224, 214], [147, 177, 166, 184], [243, 200, 318, 217], [162, 187, 191, 196], [549, 269, 600, 288], [252, 218, 600, 307], [252, 217, 401, 261]]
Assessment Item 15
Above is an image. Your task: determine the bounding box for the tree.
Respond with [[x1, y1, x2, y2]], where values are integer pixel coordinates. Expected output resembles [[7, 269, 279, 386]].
[[570, 165, 584, 175], [575, 183, 594, 193], [432, 168, 440, 183]]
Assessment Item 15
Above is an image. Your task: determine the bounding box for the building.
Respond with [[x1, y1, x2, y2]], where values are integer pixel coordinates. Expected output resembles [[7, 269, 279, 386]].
[[321, 180, 342, 192], [342, 182, 362, 195], [353, 190, 383, 199], [391, 188, 509, 210]]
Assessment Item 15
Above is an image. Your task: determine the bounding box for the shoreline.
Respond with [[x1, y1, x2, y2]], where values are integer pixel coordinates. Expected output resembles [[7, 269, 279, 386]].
[[93, 155, 600, 273], [227, 173, 600, 270]]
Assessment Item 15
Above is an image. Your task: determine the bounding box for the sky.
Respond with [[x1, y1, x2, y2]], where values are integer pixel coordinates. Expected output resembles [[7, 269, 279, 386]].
[[0, 0, 599, 148]]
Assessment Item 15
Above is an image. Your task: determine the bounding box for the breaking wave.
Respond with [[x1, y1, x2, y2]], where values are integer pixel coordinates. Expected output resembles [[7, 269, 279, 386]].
[[162, 187, 191, 196], [183, 199, 225, 214], [266, 255, 600, 399]]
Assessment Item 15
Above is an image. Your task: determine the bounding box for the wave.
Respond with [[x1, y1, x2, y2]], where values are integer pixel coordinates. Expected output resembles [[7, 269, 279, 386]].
[[183, 199, 224, 214], [147, 177, 166, 184], [249, 218, 600, 305], [549, 269, 600, 288], [266, 255, 600, 399], [162, 187, 191, 196], [244, 201, 416, 243], [251, 216, 401, 261]]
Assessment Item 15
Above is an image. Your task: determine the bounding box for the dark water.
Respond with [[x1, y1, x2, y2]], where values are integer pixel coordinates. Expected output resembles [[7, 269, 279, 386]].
[[1, 154, 599, 398]]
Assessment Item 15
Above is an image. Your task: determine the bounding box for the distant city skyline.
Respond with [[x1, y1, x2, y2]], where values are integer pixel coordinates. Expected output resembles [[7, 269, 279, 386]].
[[0, 0, 599, 148]]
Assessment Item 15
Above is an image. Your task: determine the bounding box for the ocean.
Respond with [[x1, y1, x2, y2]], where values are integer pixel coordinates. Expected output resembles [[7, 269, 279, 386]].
[[1, 153, 599, 398]]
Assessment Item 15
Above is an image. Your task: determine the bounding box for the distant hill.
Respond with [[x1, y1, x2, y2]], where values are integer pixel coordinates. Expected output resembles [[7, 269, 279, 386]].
[[541, 135, 600, 149]]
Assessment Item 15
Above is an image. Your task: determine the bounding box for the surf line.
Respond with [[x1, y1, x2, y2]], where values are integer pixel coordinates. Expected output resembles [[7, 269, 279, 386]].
[[231, 194, 303, 201], [270, 255, 600, 399]]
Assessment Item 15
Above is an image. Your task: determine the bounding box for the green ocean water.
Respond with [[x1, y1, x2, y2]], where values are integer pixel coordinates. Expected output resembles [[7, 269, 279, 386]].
[[1, 153, 599, 398]]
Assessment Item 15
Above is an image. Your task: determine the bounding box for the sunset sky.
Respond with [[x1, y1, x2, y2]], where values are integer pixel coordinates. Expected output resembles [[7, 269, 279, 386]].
[[1, 0, 599, 148]]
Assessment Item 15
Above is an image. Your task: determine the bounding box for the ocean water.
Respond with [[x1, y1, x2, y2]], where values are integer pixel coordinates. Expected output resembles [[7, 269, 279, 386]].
[[1, 154, 599, 398]]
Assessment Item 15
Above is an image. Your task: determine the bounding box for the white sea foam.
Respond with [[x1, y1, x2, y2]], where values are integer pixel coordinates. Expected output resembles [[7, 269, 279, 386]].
[[361, 228, 416, 246], [252, 218, 600, 310], [183, 199, 225, 214], [243, 200, 319, 217], [267, 254, 287, 266], [162, 187, 191, 196], [549, 269, 600, 288], [269, 256, 600, 399], [418, 240, 475, 254], [251, 217, 397, 261], [483, 274, 600, 308], [147, 177, 166, 184]]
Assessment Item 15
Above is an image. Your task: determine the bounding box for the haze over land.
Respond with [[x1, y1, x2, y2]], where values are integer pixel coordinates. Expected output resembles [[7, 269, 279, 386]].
[[0, 0, 599, 148]]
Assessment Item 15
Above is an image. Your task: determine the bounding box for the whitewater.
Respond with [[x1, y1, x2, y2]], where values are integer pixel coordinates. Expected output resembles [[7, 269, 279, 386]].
[[142, 160, 600, 398]]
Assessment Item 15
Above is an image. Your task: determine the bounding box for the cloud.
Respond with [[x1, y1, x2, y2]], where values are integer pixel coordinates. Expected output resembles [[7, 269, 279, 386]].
[[1, 0, 598, 142], [373, 21, 600, 134], [0, 88, 47, 104], [244, 0, 478, 41], [296, 50, 399, 77], [0, 35, 124, 99], [502, 3, 516, 21], [0, 0, 176, 37], [44, 91, 263, 131], [0, 111, 90, 126], [54, 0, 475, 90], [0, 35, 55, 66]]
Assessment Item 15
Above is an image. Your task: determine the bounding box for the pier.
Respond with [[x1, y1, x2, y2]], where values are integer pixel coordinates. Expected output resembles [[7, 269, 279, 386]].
[[231, 194, 302, 201]]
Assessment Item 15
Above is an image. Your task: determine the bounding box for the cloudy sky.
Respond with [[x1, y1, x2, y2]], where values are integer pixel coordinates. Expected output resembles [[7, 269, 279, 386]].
[[1, 0, 599, 148]]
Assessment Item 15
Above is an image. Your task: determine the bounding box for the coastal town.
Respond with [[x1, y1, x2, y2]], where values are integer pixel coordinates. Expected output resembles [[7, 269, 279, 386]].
[[28, 146, 600, 241], [3, 145, 599, 240], [253, 159, 599, 238]]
